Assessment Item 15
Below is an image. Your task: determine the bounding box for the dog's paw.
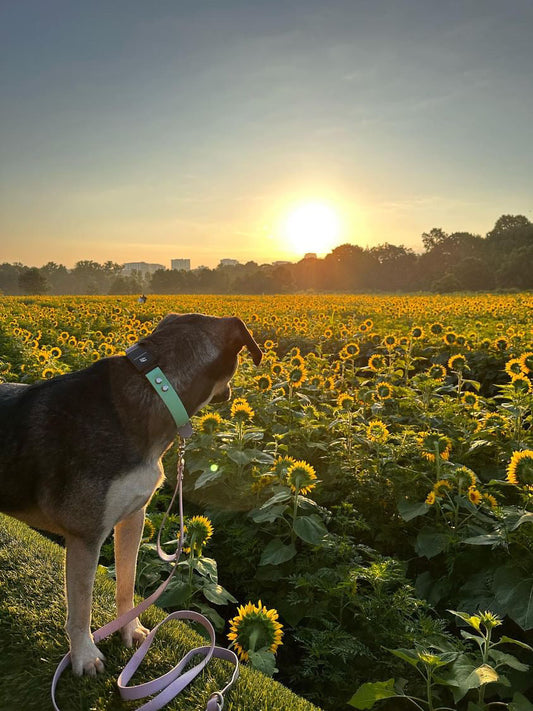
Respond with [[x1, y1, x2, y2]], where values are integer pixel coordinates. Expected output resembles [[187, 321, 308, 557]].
[[71, 638, 105, 677], [120, 618, 150, 648]]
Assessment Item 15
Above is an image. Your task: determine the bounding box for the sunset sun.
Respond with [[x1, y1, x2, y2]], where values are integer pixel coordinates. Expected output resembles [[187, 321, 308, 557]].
[[282, 202, 341, 256]]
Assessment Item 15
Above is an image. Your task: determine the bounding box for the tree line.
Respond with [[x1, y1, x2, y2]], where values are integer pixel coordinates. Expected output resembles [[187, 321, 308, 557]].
[[1, 214, 532, 296]]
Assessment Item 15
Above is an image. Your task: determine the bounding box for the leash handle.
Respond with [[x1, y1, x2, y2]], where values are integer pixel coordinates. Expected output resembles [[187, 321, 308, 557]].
[[51, 438, 239, 711]]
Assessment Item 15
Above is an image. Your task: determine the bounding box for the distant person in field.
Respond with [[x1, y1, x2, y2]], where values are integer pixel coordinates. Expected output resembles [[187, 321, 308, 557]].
[[138, 294, 147, 304]]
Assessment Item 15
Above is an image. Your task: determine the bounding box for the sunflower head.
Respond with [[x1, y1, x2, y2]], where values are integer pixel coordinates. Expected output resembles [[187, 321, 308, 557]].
[[231, 398, 255, 422], [461, 391, 479, 408], [430, 322, 444, 335], [368, 353, 386, 372], [505, 358, 524, 377], [448, 354, 467, 372], [337, 392, 354, 410], [510, 374, 532, 394], [227, 600, 283, 661], [186, 515, 214, 555], [428, 364, 447, 381], [286, 460, 317, 495], [198, 412, 223, 434], [288, 366, 307, 388], [366, 419, 390, 444], [383, 334, 397, 349], [255, 374, 272, 391], [417, 431, 452, 461], [520, 352, 533, 374], [411, 326, 424, 339], [376, 382, 393, 400], [271, 455, 297, 483], [506, 450, 533, 487]]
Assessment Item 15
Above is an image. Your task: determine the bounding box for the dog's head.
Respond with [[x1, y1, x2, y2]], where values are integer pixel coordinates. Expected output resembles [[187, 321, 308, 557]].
[[139, 313, 262, 416]]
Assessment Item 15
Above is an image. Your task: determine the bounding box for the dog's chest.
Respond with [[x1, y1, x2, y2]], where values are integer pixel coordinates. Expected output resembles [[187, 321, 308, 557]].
[[103, 461, 164, 530]]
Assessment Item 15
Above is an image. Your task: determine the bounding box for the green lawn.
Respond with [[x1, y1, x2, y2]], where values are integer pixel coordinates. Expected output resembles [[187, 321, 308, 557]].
[[0, 515, 320, 711]]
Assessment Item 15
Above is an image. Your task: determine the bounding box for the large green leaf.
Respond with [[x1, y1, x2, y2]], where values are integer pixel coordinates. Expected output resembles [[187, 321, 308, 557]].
[[397, 499, 429, 521], [293, 514, 328, 545], [259, 538, 297, 566], [194, 466, 224, 489], [202, 582, 237, 605], [493, 564, 533, 630], [250, 504, 287, 524], [510, 692, 533, 711], [348, 679, 398, 709], [415, 527, 449, 559]]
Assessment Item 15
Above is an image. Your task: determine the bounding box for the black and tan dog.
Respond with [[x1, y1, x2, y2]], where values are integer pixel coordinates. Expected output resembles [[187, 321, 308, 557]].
[[0, 313, 261, 676]]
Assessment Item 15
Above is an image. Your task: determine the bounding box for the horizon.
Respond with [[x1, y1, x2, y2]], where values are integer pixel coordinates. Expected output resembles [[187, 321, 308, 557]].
[[1, 1, 532, 268]]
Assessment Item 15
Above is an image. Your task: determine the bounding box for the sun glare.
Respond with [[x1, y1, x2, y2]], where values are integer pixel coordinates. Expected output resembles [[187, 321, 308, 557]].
[[282, 202, 341, 257]]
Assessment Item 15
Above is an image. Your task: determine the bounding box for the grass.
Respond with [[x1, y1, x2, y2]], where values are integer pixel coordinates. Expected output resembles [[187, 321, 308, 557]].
[[0, 515, 321, 711]]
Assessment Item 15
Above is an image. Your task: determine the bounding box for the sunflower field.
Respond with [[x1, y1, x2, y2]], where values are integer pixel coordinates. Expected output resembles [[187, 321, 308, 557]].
[[1, 293, 533, 711]]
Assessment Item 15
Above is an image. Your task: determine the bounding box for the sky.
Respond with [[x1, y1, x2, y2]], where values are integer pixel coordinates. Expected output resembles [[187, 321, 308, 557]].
[[1, 0, 532, 269]]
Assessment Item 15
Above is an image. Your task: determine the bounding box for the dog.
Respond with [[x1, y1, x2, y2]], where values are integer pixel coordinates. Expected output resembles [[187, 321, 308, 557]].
[[0, 313, 262, 676]]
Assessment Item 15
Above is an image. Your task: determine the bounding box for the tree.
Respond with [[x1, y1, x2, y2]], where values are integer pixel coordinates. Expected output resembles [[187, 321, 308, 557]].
[[18, 267, 49, 294]]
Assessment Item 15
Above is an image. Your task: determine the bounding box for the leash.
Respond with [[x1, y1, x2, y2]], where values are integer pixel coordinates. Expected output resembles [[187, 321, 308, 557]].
[[51, 438, 239, 710]]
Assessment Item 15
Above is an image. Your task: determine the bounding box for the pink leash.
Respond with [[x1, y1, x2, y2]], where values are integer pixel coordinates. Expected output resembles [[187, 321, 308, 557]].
[[51, 439, 239, 711]]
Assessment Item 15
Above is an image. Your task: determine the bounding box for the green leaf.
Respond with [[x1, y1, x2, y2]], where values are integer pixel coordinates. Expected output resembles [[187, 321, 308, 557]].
[[293, 514, 328, 545], [509, 512, 533, 531], [260, 489, 291, 509], [415, 527, 449, 559], [389, 648, 420, 669], [397, 499, 429, 521], [510, 692, 533, 711], [202, 582, 237, 605], [259, 538, 297, 566], [494, 564, 533, 630], [462, 533, 505, 546], [499, 635, 533, 651], [194, 466, 224, 489], [227, 448, 255, 466], [248, 649, 278, 677], [194, 556, 217, 581], [250, 504, 287, 524], [348, 679, 398, 709], [489, 649, 529, 672]]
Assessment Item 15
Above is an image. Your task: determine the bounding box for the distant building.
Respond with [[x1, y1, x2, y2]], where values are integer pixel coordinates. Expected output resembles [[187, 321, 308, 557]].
[[303, 253, 318, 260], [171, 258, 191, 271], [123, 262, 165, 274], [273, 260, 291, 266], [219, 258, 240, 267]]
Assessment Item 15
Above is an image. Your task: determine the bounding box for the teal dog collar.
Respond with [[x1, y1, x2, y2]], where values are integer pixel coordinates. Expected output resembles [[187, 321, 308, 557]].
[[125, 345, 193, 438]]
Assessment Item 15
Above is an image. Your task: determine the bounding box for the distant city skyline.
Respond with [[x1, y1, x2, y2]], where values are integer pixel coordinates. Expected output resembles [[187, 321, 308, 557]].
[[1, 1, 532, 268]]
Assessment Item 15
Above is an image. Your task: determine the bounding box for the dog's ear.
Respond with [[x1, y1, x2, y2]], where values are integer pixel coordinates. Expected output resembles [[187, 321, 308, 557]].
[[226, 317, 262, 365]]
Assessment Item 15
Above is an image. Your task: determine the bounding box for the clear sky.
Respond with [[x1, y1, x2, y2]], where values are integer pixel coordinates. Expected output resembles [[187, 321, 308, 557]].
[[1, 0, 532, 269]]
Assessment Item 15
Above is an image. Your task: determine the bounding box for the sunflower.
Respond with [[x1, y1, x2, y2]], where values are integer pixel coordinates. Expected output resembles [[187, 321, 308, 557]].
[[461, 392, 479, 408], [263, 339, 276, 350], [443, 331, 457, 345], [383, 334, 397, 349], [506, 450, 533, 486], [428, 364, 447, 381], [50, 346, 62, 359], [288, 366, 307, 388], [519, 352, 533, 374], [494, 337, 509, 352], [417, 431, 452, 461], [433, 479, 453, 497], [483, 493, 499, 510], [230, 398, 255, 422], [376, 382, 393, 400], [366, 419, 390, 444], [337, 393, 354, 410], [448, 354, 467, 372], [510, 374, 532, 394], [467, 486, 482, 505], [271, 362, 285, 377], [290, 354, 305, 368], [255, 374, 272, 391], [271, 456, 297, 483], [198, 412, 223, 434], [425, 491, 436, 505], [430, 322, 444, 335], [505, 358, 524, 378], [42, 367, 55, 379], [411, 326, 424, 339], [227, 600, 283, 661], [186, 515, 214, 555], [368, 353, 386, 372], [286, 460, 318, 495]]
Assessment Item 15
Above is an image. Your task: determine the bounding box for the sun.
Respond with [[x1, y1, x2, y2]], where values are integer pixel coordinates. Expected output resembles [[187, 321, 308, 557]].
[[282, 202, 341, 257]]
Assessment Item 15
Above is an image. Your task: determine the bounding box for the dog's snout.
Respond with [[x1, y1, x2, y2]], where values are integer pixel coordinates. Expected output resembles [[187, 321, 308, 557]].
[[211, 385, 231, 403]]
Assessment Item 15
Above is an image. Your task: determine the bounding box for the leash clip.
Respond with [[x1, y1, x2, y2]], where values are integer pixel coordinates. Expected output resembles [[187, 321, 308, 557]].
[[207, 691, 224, 710]]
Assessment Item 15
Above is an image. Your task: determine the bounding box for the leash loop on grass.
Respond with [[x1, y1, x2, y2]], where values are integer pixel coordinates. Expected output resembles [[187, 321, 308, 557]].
[[51, 436, 239, 711]]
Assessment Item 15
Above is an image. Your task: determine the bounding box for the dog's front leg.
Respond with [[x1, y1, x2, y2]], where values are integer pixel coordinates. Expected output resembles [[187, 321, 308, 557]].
[[114, 507, 150, 647], [64, 535, 105, 676]]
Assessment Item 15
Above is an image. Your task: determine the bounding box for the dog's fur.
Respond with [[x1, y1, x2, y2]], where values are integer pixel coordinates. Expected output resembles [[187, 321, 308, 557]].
[[0, 313, 261, 675]]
